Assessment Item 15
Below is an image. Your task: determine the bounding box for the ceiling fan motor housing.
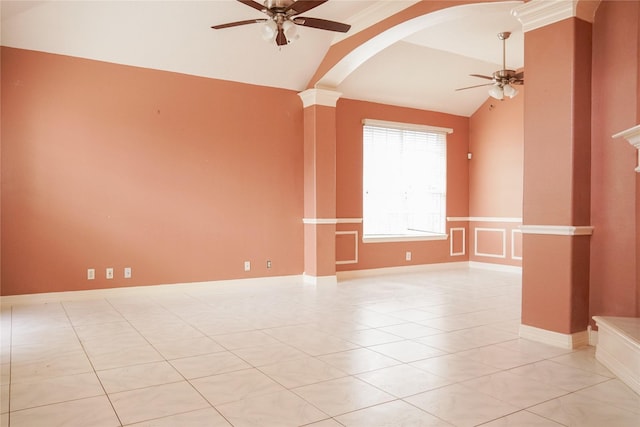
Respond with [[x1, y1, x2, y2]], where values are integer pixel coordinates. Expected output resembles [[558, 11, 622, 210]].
[[454, 30, 523, 95], [265, 0, 294, 11], [212, 0, 351, 46], [494, 69, 518, 86]]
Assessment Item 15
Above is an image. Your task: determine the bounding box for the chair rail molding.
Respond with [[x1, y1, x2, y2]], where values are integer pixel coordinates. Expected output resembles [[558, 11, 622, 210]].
[[520, 225, 594, 236], [612, 124, 640, 172], [447, 216, 522, 223], [303, 218, 363, 224]]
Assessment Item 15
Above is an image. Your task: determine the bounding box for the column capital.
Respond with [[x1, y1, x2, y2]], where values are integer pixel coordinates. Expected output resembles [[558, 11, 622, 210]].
[[613, 124, 640, 173], [298, 88, 342, 108], [512, 0, 601, 33]]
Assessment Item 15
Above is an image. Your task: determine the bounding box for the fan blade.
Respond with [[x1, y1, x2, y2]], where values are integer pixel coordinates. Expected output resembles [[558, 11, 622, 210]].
[[276, 27, 288, 46], [469, 74, 494, 81], [285, 0, 327, 15], [512, 80, 524, 85], [514, 71, 524, 79], [237, 0, 265, 12], [212, 19, 266, 29], [295, 17, 350, 32], [455, 83, 495, 91]]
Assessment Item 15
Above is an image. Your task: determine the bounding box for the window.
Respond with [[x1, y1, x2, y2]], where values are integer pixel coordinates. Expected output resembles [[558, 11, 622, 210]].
[[362, 119, 451, 242]]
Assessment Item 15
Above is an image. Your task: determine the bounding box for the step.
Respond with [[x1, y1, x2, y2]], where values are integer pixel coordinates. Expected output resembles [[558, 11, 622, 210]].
[[593, 316, 640, 395]]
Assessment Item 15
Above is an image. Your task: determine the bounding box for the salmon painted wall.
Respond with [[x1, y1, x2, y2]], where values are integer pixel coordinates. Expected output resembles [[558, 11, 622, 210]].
[[523, 18, 592, 227], [303, 105, 337, 219], [334, 98, 469, 270], [590, 0, 640, 318], [468, 92, 524, 266], [520, 17, 593, 335], [469, 94, 524, 218], [1, 47, 304, 296], [302, 103, 339, 278]]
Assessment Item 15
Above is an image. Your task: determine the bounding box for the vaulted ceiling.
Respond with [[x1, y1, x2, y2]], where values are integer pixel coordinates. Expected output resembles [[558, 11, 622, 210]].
[[1, 0, 525, 116]]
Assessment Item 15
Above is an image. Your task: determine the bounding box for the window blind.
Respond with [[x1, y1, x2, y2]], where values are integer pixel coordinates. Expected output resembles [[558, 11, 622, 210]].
[[363, 122, 447, 237]]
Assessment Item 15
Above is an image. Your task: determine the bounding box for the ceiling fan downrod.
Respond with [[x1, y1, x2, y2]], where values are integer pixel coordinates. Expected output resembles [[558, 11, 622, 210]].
[[498, 31, 511, 72], [454, 30, 523, 99]]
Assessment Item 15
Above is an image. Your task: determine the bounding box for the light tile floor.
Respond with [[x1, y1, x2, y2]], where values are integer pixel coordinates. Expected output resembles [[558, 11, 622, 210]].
[[1, 268, 639, 426]]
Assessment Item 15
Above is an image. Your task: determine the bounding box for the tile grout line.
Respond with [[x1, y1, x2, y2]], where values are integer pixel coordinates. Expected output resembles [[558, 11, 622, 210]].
[[7, 270, 633, 426], [103, 295, 239, 427], [7, 306, 13, 427], [61, 298, 125, 426]]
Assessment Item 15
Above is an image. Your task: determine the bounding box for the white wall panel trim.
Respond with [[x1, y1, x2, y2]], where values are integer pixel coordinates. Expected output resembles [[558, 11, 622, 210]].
[[449, 227, 466, 256], [336, 231, 359, 265], [511, 229, 523, 260], [474, 227, 506, 258]]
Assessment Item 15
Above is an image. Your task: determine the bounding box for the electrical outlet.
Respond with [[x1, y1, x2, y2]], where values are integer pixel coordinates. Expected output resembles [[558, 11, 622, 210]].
[[106, 267, 114, 279], [405, 251, 412, 261], [87, 268, 95, 280], [124, 267, 132, 279], [267, 260, 272, 269], [244, 261, 251, 272]]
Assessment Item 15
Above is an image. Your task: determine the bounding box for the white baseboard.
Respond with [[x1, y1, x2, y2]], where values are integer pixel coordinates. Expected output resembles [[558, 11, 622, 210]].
[[1, 260, 522, 307], [596, 345, 640, 395], [0, 274, 303, 308], [468, 261, 522, 273], [519, 324, 590, 349], [593, 316, 640, 395], [588, 325, 599, 346], [303, 274, 337, 285], [337, 261, 521, 280], [337, 262, 469, 280]]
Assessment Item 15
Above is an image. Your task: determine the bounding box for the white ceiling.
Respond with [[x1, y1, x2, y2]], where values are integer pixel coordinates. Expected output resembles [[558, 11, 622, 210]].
[[0, 0, 525, 117]]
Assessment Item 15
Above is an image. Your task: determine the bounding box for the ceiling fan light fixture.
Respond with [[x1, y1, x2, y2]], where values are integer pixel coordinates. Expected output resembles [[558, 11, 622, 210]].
[[456, 31, 523, 100], [261, 19, 277, 41], [488, 84, 504, 100], [503, 84, 518, 98], [212, 0, 351, 47], [282, 20, 299, 43]]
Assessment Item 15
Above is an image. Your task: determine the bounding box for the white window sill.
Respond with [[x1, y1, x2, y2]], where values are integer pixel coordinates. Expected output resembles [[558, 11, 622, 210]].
[[363, 234, 448, 243]]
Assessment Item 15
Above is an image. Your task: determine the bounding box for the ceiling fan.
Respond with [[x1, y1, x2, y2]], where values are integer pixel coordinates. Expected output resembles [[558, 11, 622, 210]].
[[212, 0, 351, 46], [456, 32, 524, 100]]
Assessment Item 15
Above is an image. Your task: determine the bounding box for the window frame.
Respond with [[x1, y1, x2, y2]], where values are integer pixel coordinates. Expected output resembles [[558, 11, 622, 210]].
[[361, 119, 452, 244]]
